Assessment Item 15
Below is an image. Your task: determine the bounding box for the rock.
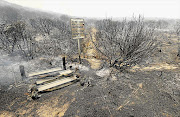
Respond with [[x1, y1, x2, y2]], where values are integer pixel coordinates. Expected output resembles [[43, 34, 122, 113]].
[[96, 68, 110, 77]]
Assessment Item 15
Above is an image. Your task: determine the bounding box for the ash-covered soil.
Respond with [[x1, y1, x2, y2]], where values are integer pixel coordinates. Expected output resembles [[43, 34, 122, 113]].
[[0, 63, 180, 117], [0, 50, 180, 117], [64, 70, 180, 117]]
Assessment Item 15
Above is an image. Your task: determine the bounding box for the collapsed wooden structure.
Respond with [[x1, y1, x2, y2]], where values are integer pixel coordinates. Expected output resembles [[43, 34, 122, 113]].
[[21, 66, 81, 99]]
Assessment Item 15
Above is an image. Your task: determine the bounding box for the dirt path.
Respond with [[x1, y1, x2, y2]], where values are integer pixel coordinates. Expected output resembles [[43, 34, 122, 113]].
[[82, 28, 103, 70]]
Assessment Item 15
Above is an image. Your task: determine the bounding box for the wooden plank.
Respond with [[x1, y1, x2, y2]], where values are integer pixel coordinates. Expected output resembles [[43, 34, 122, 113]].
[[44, 82, 75, 92], [28, 67, 62, 77], [36, 73, 60, 79], [35, 70, 74, 85], [31, 68, 73, 79], [36, 79, 53, 84], [58, 69, 73, 76], [37, 76, 77, 92], [28, 68, 74, 78]]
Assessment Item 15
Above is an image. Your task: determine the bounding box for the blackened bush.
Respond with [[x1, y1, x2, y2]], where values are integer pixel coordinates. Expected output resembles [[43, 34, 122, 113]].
[[93, 16, 158, 70]]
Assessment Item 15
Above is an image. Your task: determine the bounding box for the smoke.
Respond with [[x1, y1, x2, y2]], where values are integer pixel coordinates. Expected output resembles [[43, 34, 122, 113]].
[[0, 53, 23, 87], [0, 50, 64, 89]]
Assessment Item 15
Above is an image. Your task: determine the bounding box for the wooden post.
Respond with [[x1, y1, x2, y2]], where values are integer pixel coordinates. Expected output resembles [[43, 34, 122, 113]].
[[19, 65, 26, 81], [78, 39, 81, 64], [62, 57, 66, 70], [178, 36, 180, 57]]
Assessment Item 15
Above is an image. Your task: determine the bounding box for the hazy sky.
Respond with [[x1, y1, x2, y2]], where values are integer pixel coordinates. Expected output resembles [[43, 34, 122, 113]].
[[5, 0, 180, 19]]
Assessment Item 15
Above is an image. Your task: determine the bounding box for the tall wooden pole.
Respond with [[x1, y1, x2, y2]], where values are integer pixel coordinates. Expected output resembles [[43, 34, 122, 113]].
[[78, 38, 81, 64]]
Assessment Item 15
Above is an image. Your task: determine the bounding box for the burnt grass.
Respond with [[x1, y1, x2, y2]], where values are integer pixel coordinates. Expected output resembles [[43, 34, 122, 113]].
[[0, 59, 180, 117]]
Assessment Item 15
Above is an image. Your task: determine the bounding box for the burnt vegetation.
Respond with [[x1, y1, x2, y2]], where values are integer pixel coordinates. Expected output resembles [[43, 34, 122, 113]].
[[0, 9, 77, 60], [0, 1, 180, 117], [93, 17, 158, 70], [0, 0, 179, 69]]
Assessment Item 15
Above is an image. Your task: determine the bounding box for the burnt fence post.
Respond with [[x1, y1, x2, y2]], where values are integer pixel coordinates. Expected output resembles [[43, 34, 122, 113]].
[[19, 65, 26, 81], [62, 57, 66, 70]]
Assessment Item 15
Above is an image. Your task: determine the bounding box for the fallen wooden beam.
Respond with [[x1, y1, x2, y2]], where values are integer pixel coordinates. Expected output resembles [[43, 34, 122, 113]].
[[36, 73, 60, 79], [36, 78, 53, 85], [28, 67, 62, 77], [35, 69, 75, 85], [58, 69, 74, 77], [29, 68, 74, 78], [44, 81, 75, 92], [37, 75, 77, 92]]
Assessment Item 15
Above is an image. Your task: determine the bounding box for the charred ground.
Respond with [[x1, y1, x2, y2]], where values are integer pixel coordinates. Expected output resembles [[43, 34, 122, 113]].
[[0, 53, 180, 117], [0, 1, 180, 116]]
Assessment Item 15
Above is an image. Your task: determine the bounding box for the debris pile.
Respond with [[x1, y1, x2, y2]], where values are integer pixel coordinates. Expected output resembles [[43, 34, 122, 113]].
[[25, 67, 80, 100]]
